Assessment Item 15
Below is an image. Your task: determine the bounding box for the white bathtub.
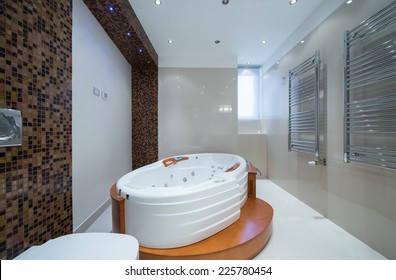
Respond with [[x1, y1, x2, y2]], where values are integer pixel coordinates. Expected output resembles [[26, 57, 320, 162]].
[[116, 153, 248, 249]]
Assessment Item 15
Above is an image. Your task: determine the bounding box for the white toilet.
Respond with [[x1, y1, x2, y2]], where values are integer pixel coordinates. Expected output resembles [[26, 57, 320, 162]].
[[14, 233, 139, 260]]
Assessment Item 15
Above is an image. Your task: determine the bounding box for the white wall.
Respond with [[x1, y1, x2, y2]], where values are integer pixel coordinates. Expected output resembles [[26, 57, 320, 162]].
[[262, 0, 396, 259], [72, 0, 132, 231], [158, 68, 238, 158]]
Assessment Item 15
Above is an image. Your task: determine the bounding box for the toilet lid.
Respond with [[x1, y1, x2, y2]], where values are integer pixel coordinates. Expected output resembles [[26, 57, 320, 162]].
[[15, 233, 139, 260]]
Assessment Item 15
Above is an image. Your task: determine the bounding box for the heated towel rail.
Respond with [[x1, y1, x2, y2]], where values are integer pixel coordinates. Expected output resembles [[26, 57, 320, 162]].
[[343, 1, 396, 170], [288, 50, 321, 159]]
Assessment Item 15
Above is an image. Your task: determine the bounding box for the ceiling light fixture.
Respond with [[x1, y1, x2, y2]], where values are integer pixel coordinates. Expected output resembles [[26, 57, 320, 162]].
[[222, 0, 229, 5], [168, 39, 173, 44], [107, 4, 116, 13], [125, 31, 132, 37], [346, 0, 353, 4], [289, 0, 298, 5], [154, 0, 162, 6], [215, 40, 220, 44], [262, 40, 267, 44], [300, 40, 305, 44]]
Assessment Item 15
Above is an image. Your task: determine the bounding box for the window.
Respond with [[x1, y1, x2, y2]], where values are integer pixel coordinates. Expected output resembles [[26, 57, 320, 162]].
[[238, 68, 260, 119]]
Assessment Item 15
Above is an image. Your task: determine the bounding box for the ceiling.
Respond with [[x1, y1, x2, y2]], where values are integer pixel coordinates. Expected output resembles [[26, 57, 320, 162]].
[[128, 0, 346, 68]]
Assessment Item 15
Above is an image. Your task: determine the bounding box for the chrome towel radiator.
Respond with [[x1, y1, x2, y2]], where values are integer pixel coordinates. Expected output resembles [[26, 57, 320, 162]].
[[343, 1, 396, 170], [288, 50, 321, 159]]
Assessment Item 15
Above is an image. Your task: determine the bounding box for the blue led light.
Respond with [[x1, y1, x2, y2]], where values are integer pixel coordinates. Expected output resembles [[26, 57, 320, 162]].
[[107, 4, 116, 13], [138, 48, 144, 54], [126, 31, 132, 37]]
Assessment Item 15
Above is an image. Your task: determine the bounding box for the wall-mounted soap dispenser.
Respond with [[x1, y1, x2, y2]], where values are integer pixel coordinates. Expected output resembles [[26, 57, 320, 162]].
[[0, 108, 22, 147]]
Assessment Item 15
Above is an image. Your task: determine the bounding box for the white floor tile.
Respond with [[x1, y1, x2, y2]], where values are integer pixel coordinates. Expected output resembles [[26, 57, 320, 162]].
[[87, 179, 386, 260], [85, 206, 112, 233], [254, 179, 386, 260]]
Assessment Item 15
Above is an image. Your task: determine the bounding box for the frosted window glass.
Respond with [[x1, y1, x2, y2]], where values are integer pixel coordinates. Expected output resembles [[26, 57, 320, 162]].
[[238, 68, 259, 119]]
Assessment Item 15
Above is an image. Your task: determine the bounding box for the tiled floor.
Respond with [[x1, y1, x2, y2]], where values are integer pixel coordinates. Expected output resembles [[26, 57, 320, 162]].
[[86, 179, 386, 260]]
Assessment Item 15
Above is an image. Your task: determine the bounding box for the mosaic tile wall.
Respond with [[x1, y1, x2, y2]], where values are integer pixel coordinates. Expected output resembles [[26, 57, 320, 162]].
[[83, 0, 159, 169], [0, 0, 73, 259], [132, 64, 158, 169], [82, 0, 157, 67]]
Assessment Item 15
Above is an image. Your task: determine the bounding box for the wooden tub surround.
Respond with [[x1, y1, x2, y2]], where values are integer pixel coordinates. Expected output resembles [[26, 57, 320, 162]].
[[110, 165, 273, 260], [110, 185, 126, 234]]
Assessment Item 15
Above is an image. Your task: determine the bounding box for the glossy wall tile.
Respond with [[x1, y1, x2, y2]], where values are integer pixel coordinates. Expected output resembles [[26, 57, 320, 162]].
[[158, 67, 238, 158]]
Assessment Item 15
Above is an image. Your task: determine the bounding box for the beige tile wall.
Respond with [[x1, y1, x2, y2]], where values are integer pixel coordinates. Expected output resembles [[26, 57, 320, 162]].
[[237, 134, 267, 178], [262, 0, 396, 259], [158, 67, 238, 159]]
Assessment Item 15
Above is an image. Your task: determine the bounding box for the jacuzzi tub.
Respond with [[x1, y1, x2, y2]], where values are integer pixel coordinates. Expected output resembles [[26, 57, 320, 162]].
[[116, 153, 248, 248]]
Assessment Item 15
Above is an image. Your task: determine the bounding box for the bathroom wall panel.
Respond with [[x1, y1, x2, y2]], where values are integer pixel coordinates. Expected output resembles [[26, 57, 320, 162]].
[[238, 120, 264, 135], [237, 134, 268, 178], [158, 68, 238, 159], [263, 0, 396, 259], [0, 0, 73, 259], [83, 0, 159, 170], [72, 0, 132, 231]]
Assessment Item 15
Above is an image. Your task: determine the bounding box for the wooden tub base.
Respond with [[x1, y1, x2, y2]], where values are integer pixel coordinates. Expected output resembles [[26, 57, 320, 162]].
[[139, 198, 273, 260]]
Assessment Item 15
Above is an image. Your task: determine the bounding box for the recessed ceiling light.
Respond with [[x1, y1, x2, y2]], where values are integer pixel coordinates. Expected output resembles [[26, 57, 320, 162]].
[[154, 0, 162, 6], [107, 4, 116, 13], [168, 39, 173, 44], [125, 31, 132, 37], [289, 0, 298, 5], [300, 40, 305, 44], [262, 40, 267, 44], [222, 0, 230, 5], [346, 0, 353, 4], [215, 40, 220, 44]]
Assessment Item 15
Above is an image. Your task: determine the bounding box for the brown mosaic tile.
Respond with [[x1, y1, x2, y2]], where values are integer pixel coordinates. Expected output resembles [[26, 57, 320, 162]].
[[83, 0, 158, 67], [132, 64, 158, 169], [0, 0, 73, 259]]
